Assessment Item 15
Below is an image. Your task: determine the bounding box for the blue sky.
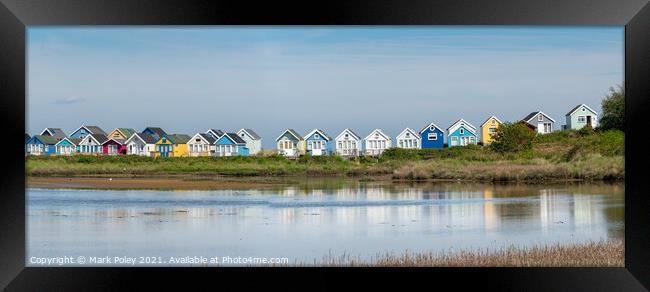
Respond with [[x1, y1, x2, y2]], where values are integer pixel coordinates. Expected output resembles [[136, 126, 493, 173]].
[[28, 27, 623, 148]]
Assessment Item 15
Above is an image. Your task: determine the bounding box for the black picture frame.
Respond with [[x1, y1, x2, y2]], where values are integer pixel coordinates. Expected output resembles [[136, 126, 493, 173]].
[[1, 0, 649, 290]]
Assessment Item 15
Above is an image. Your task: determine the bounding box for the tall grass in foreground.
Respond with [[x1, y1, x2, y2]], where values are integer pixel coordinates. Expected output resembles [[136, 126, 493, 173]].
[[287, 240, 623, 267]]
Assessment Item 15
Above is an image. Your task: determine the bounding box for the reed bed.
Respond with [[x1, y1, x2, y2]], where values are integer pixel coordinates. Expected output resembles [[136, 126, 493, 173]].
[[289, 240, 624, 267]]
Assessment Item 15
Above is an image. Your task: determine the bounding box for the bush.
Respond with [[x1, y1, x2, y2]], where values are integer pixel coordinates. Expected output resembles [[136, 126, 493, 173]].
[[599, 85, 624, 132], [490, 122, 537, 153], [380, 148, 422, 161], [577, 124, 595, 136]]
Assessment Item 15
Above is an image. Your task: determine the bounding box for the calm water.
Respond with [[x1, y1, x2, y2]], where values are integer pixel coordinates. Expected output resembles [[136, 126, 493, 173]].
[[27, 181, 624, 266]]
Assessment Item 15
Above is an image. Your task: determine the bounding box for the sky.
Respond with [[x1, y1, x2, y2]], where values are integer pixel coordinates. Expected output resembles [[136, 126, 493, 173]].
[[27, 26, 623, 149]]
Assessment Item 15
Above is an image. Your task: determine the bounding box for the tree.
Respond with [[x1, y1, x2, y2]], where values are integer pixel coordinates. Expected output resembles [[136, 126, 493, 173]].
[[489, 122, 537, 153], [599, 85, 624, 131]]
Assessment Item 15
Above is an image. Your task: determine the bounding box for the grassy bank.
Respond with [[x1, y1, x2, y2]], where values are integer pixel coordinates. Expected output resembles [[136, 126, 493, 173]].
[[296, 240, 623, 267], [26, 130, 624, 182]]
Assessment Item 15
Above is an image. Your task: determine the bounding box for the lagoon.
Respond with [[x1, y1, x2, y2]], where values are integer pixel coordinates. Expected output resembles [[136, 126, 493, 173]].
[[27, 181, 624, 266]]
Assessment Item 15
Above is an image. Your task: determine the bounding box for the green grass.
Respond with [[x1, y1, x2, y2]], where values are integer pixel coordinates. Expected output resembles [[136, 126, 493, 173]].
[[26, 130, 624, 181]]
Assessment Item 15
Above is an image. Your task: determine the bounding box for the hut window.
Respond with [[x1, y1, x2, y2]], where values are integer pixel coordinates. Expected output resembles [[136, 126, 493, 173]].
[[430, 126, 434, 131], [428, 133, 437, 140], [460, 129, 465, 135], [314, 134, 320, 139], [538, 114, 543, 121], [577, 116, 586, 122]]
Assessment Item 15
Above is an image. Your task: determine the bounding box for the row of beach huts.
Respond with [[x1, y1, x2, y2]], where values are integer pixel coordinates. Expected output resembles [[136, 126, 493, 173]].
[[25, 105, 599, 158]]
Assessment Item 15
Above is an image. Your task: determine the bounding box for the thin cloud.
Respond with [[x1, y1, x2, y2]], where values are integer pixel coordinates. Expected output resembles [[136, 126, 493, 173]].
[[53, 96, 85, 105]]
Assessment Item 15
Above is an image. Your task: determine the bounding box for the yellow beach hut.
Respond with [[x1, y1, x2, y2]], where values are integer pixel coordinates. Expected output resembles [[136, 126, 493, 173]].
[[154, 134, 191, 157], [108, 128, 136, 140], [480, 116, 503, 145]]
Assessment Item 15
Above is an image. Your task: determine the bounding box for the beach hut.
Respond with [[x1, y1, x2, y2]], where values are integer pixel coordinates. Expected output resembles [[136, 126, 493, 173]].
[[141, 127, 168, 140], [236, 128, 262, 155], [78, 133, 108, 155], [55, 137, 81, 155], [334, 129, 361, 157], [395, 128, 421, 149], [206, 129, 225, 140], [214, 133, 249, 157], [25, 135, 58, 156], [480, 116, 503, 145], [419, 123, 444, 149], [565, 104, 598, 130], [187, 133, 216, 157], [154, 134, 190, 157], [304, 129, 332, 156], [102, 138, 127, 155], [447, 119, 477, 147], [124, 132, 157, 156], [276, 129, 305, 157], [40, 128, 67, 140], [363, 129, 391, 156], [522, 111, 555, 134], [69, 125, 107, 139], [108, 128, 136, 140]]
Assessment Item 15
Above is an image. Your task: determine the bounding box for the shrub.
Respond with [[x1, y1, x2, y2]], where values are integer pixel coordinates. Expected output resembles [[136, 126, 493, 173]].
[[490, 122, 537, 153], [577, 124, 595, 136], [599, 85, 624, 132]]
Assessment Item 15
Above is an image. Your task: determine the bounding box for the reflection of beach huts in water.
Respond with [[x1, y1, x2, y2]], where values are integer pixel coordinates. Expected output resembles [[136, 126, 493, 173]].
[[419, 123, 444, 149], [366, 186, 391, 224], [335, 129, 361, 158], [395, 128, 420, 149], [447, 119, 477, 147], [564, 104, 598, 130], [482, 189, 499, 232], [363, 129, 391, 156], [538, 188, 569, 232], [572, 193, 598, 226], [276, 129, 305, 158]]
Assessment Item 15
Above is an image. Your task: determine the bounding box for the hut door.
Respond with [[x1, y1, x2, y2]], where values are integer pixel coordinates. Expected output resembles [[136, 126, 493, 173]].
[[587, 116, 592, 127]]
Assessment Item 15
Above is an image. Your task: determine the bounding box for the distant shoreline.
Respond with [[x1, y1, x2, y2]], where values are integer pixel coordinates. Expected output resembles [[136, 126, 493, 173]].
[[27, 174, 623, 191]]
